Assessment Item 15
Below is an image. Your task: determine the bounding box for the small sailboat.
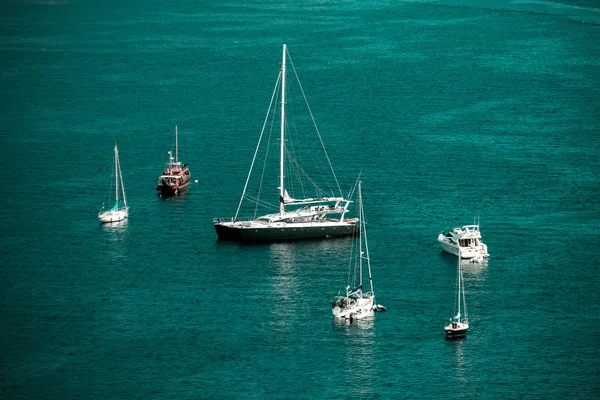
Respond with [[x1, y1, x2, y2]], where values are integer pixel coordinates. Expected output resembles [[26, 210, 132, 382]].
[[444, 255, 469, 337], [98, 144, 129, 223], [156, 126, 191, 196], [213, 44, 358, 241], [331, 182, 385, 321]]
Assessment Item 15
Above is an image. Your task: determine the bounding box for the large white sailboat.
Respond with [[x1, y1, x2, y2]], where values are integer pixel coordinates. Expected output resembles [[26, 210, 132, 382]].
[[98, 144, 129, 223], [213, 44, 358, 242], [444, 255, 469, 337], [331, 182, 385, 321]]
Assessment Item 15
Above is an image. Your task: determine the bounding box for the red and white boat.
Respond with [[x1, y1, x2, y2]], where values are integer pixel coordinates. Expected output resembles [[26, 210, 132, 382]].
[[156, 126, 191, 196]]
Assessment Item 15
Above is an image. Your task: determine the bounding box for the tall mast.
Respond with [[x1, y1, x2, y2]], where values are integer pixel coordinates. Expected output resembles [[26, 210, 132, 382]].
[[279, 44, 286, 216], [457, 255, 461, 318], [358, 181, 363, 289], [175, 125, 179, 164], [361, 182, 374, 295], [114, 144, 119, 203], [118, 149, 127, 208]]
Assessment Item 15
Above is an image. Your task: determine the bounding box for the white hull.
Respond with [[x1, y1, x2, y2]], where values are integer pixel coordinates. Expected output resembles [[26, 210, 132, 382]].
[[332, 296, 374, 320], [444, 321, 469, 336], [437, 224, 489, 259], [98, 208, 129, 223], [438, 236, 488, 259]]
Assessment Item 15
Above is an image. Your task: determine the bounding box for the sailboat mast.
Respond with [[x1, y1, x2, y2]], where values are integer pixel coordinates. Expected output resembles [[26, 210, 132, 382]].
[[175, 125, 179, 164], [358, 181, 363, 288], [118, 150, 127, 208], [360, 182, 374, 295], [114, 144, 119, 203], [461, 258, 467, 320], [279, 44, 287, 216], [457, 255, 462, 318]]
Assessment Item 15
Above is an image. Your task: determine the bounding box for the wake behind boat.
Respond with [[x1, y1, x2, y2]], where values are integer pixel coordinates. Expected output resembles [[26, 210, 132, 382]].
[[438, 221, 489, 260], [156, 126, 191, 197], [213, 44, 358, 242], [98, 144, 128, 223], [331, 182, 385, 321]]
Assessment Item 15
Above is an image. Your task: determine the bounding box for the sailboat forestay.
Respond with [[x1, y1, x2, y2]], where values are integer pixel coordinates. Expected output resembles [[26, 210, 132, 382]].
[[331, 182, 385, 321], [444, 255, 469, 337], [213, 44, 358, 242], [98, 144, 129, 223]]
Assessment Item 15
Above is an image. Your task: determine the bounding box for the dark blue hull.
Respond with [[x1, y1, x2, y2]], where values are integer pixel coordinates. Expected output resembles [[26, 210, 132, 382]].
[[214, 222, 358, 242]]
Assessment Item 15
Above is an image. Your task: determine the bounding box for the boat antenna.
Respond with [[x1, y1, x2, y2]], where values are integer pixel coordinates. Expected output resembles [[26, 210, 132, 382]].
[[175, 125, 179, 164]]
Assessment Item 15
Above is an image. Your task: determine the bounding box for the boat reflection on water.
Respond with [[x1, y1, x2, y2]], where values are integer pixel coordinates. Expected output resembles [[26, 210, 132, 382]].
[[445, 332, 467, 385], [459, 257, 489, 284], [268, 242, 302, 323], [333, 315, 376, 329], [445, 332, 468, 342], [100, 218, 129, 231], [333, 313, 376, 398], [100, 218, 129, 263]]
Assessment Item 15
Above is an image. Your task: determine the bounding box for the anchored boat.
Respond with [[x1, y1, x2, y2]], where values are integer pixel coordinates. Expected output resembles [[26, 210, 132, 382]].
[[98, 144, 129, 223], [213, 44, 358, 242], [438, 222, 489, 259], [331, 182, 385, 321], [444, 255, 469, 337], [156, 126, 191, 197]]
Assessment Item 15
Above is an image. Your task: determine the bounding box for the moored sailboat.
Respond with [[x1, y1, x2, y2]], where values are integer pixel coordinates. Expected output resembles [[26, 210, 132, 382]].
[[156, 126, 191, 196], [331, 182, 385, 321], [444, 255, 469, 337], [98, 144, 129, 223], [213, 44, 358, 242]]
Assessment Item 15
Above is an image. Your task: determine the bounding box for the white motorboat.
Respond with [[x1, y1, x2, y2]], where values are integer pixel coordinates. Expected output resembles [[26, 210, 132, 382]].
[[99, 144, 129, 223], [438, 223, 489, 259], [331, 182, 385, 321]]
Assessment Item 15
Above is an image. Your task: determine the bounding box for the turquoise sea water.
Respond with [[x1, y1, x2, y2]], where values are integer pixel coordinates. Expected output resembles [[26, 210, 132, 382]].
[[2, 0, 599, 398]]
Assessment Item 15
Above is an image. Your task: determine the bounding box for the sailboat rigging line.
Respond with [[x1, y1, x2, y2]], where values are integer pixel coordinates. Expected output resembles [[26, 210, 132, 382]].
[[255, 98, 278, 219], [284, 99, 336, 199], [118, 152, 127, 206], [243, 194, 278, 210], [234, 71, 282, 222], [461, 263, 468, 320], [287, 51, 343, 198], [454, 262, 460, 319], [346, 173, 362, 205], [285, 152, 331, 199], [106, 158, 115, 209], [358, 182, 374, 295]]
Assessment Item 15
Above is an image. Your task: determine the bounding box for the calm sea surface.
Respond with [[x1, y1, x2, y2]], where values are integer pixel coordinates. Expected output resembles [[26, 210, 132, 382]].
[[1, 0, 599, 398]]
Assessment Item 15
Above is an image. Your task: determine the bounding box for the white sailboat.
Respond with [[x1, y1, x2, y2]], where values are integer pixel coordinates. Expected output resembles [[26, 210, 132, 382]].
[[444, 254, 469, 337], [331, 182, 385, 321], [98, 144, 129, 223], [213, 44, 358, 242]]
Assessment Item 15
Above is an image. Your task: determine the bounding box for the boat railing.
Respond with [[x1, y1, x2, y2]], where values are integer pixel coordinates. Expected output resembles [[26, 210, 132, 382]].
[[213, 216, 262, 223]]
